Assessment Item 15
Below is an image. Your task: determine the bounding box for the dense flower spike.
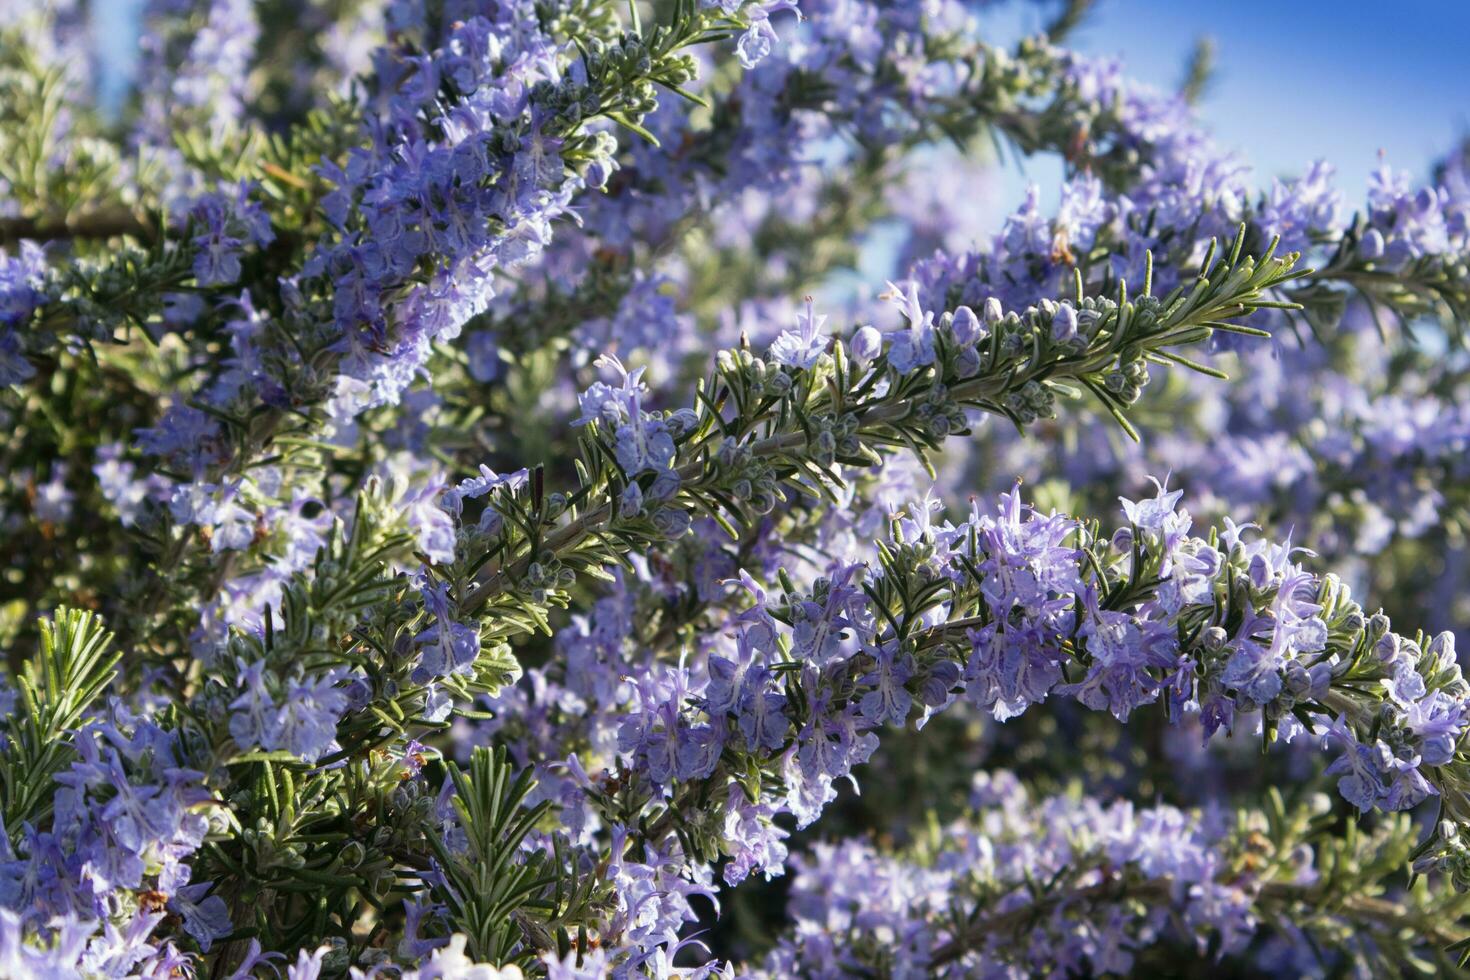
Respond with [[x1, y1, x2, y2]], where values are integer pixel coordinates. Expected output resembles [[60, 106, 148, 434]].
[[460, 475, 1470, 967], [756, 774, 1470, 976], [136, 0, 262, 147], [0, 0, 1468, 976]]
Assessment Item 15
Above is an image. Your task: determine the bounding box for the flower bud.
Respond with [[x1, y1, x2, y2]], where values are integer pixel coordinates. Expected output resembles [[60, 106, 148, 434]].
[[951, 305, 983, 345], [1428, 631, 1457, 668], [851, 325, 883, 361], [668, 408, 699, 436], [1373, 630, 1399, 664], [1283, 660, 1311, 696], [1360, 227, 1385, 259], [619, 482, 643, 518], [953, 346, 981, 378], [1051, 303, 1078, 343], [649, 469, 680, 501]]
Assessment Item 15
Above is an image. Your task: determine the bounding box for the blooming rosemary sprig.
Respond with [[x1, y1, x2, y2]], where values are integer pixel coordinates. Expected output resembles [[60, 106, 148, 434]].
[[452, 475, 1470, 970], [12, 0, 792, 660], [756, 775, 1470, 975], [457, 235, 1301, 617]]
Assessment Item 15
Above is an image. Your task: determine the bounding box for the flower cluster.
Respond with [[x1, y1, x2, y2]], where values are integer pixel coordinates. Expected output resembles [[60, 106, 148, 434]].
[[465, 473, 1470, 965], [0, 0, 1467, 977], [135, 0, 262, 147], [0, 241, 45, 384], [756, 772, 1468, 976]]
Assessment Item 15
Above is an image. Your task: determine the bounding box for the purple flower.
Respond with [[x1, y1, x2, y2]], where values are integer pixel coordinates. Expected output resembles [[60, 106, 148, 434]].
[[735, 1, 799, 68], [1405, 690, 1468, 767], [1059, 604, 1176, 721], [619, 668, 697, 787], [1256, 159, 1340, 255], [614, 410, 677, 478], [857, 639, 913, 726], [964, 623, 1064, 721], [400, 474, 458, 564], [1051, 302, 1078, 343], [230, 663, 348, 763], [968, 485, 1083, 616], [769, 298, 830, 370], [883, 280, 937, 374], [278, 672, 349, 762], [443, 464, 530, 516], [796, 684, 878, 783], [705, 631, 760, 717], [414, 604, 482, 683], [189, 183, 273, 287], [516, 111, 565, 190], [1219, 626, 1283, 708], [1323, 722, 1387, 812], [1382, 751, 1436, 811], [737, 668, 790, 752], [0, 241, 47, 328], [790, 563, 866, 666], [676, 723, 724, 780], [283, 947, 330, 980], [721, 785, 789, 886], [169, 883, 232, 952]]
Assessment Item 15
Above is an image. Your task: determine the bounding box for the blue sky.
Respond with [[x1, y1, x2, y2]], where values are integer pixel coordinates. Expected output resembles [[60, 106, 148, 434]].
[[989, 0, 1470, 198]]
